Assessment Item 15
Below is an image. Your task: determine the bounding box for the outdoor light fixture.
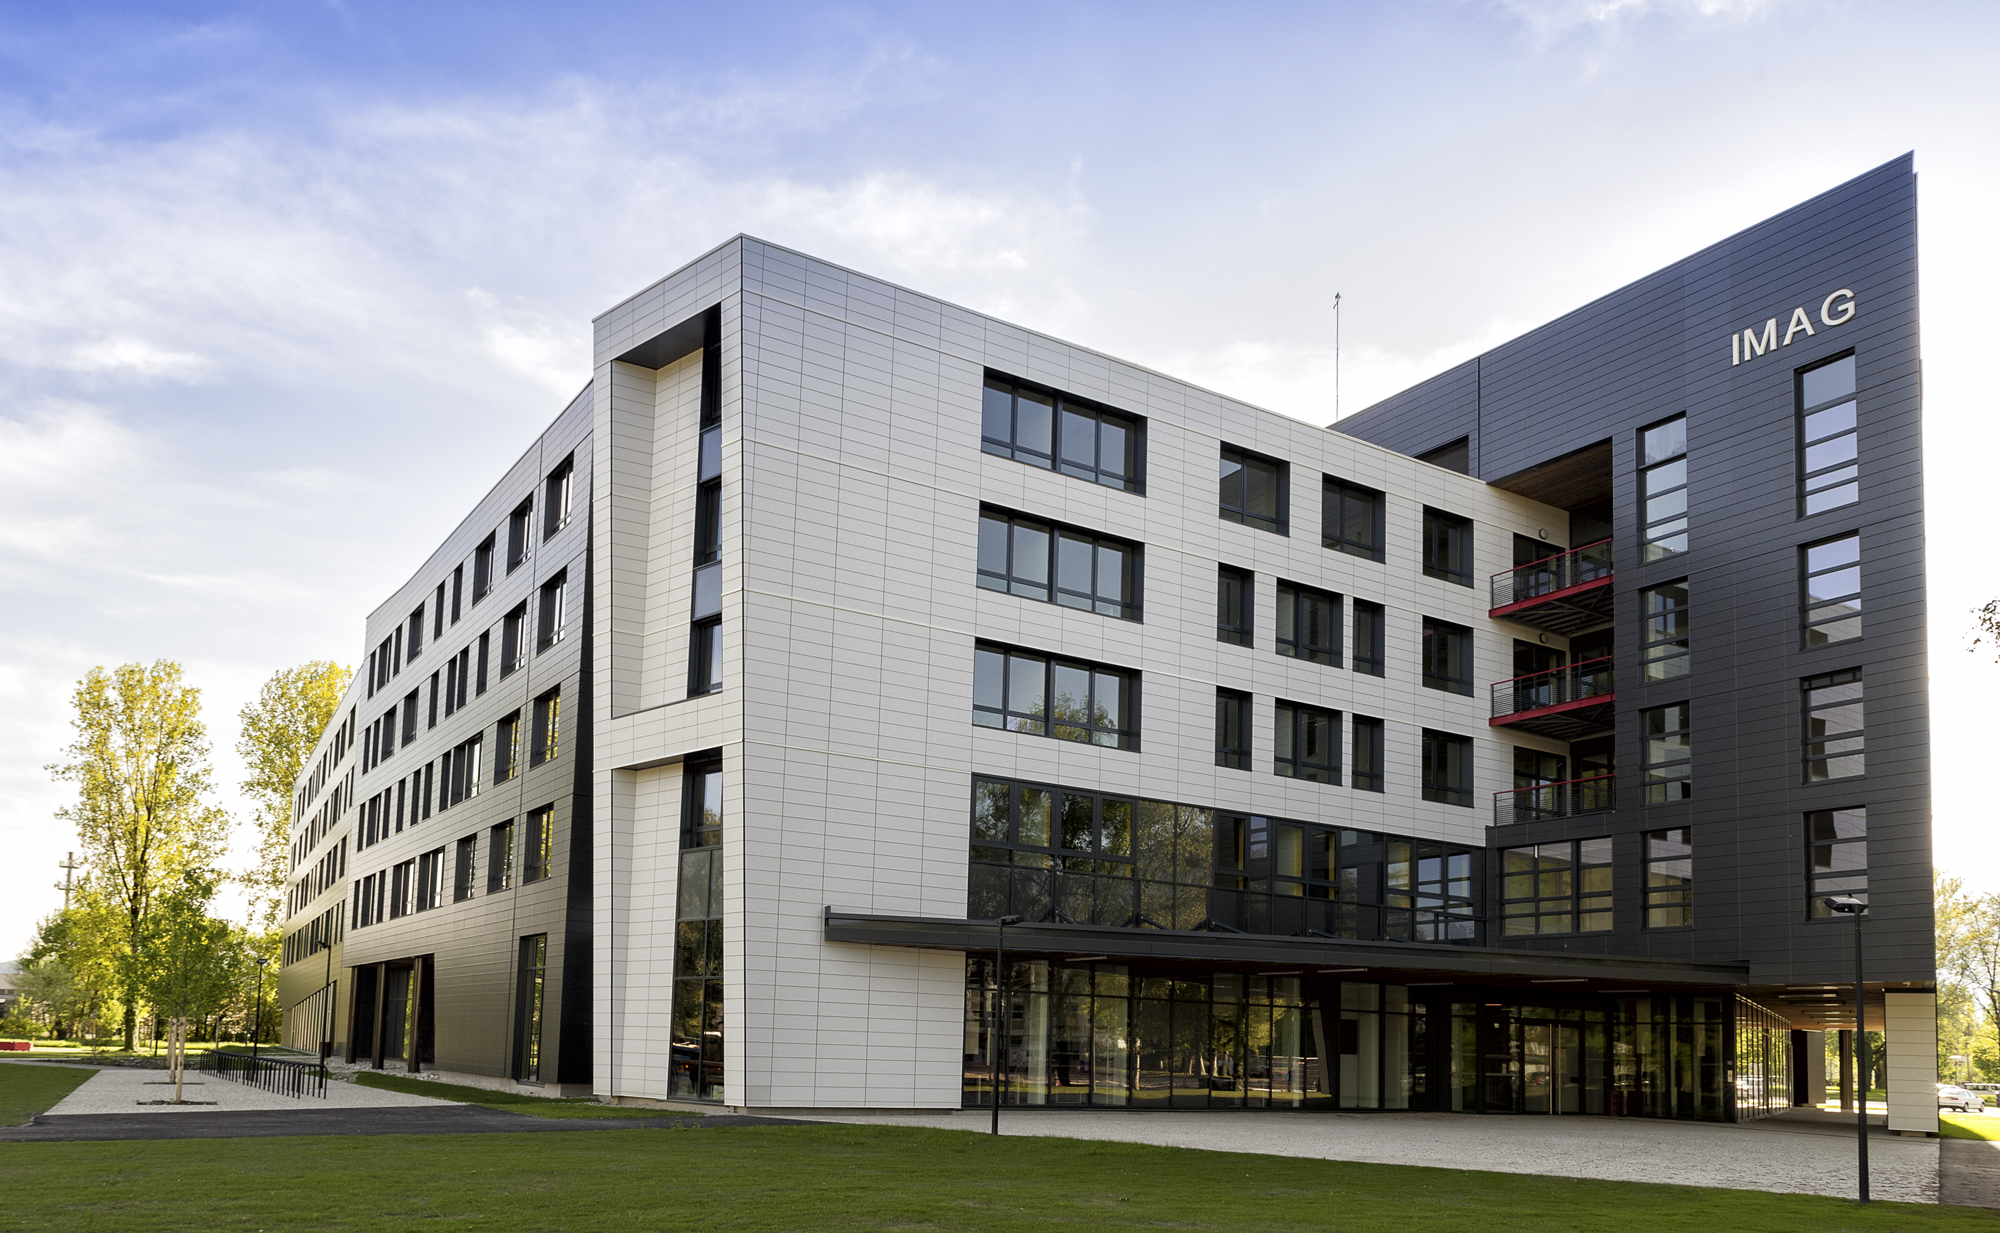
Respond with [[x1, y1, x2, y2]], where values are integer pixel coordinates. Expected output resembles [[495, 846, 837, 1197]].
[[989, 915, 1024, 1137], [1823, 894, 1870, 1203]]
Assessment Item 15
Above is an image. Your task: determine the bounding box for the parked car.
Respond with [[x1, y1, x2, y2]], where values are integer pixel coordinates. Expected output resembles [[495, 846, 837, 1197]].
[[1939, 1084, 1985, 1112], [1964, 1083, 2000, 1099]]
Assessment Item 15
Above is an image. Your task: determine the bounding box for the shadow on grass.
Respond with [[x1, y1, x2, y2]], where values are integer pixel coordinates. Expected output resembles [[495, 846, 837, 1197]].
[[0, 1061, 99, 1125]]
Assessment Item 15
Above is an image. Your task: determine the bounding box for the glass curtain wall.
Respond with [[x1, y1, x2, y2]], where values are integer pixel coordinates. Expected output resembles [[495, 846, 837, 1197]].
[[1733, 998, 1794, 1121], [669, 757, 725, 1101]]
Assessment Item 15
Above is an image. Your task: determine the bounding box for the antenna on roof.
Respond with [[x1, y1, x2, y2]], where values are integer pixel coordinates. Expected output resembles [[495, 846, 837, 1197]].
[[1333, 292, 1343, 420]]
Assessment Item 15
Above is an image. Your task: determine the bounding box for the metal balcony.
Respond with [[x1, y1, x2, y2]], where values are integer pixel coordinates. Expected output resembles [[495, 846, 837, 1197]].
[[1490, 539, 1614, 635], [1492, 774, 1617, 826], [1489, 657, 1615, 739]]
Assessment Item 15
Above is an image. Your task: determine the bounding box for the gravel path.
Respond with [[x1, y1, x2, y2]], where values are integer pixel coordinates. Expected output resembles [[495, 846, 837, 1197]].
[[790, 1107, 1937, 1203]]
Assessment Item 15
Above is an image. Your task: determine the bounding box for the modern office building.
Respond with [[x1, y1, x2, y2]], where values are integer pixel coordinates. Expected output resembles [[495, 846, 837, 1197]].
[[278, 153, 1933, 1130]]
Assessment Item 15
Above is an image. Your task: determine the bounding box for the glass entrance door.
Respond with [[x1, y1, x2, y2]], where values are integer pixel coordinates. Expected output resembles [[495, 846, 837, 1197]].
[[1522, 1021, 1581, 1114]]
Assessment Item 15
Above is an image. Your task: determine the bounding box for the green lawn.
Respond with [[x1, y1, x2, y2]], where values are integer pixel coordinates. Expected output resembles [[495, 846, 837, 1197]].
[[1943, 1112, 2000, 1141], [0, 1062, 98, 1125], [1, 1123, 1995, 1232], [350, 1070, 683, 1119]]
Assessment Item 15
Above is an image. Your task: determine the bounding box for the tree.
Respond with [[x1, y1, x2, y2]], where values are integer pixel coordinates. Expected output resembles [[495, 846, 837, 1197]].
[[48, 661, 231, 1050], [1939, 870, 2000, 1081], [237, 661, 351, 929], [141, 869, 237, 1096]]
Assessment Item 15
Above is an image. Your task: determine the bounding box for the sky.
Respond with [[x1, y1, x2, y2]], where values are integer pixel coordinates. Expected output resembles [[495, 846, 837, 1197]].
[[1, 0, 1996, 957]]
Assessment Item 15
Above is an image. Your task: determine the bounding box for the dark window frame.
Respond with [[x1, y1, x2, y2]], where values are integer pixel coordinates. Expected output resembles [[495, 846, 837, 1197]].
[[1640, 580, 1691, 682], [1797, 351, 1859, 518], [976, 505, 1143, 621], [1219, 443, 1288, 535], [1276, 582, 1342, 667], [1803, 668, 1865, 782], [1420, 729, 1473, 807], [1641, 702, 1692, 804], [1350, 715, 1385, 792], [1500, 837, 1613, 936], [1214, 688, 1252, 771], [543, 455, 575, 540], [1806, 806, 1867, 918], [689, 617, 722, 697], [507, 497, 533, 575], [1217, 565, 1253, 647], [531, 687, 561, 767], [1420, 616, 1474, 695], [972, 641, 1139, 751], [1274, 700, 1341, 785], [473, 534, 496, 604], [1640, 414, 1689, 562], [1322, 476, 1385, 562], [1420, 507, 1473, 587], [1801, 533, 1863, 649], [1351, 600, 1386, 677], [524, 805, 555, 884], [538, 570, 567, 652], [980, 370, 1145, 494], [1644, 827, 1693, 929]]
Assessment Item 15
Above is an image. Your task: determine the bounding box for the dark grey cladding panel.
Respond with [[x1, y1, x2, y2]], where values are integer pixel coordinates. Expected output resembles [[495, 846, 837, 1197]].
[[1330, 358, 1481, 468], [614, 304, 715, 370]]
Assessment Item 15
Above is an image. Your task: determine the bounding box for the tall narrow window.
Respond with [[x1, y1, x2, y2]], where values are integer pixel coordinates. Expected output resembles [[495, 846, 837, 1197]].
[[1640, 582, 1691, 681], [972, 642, 1137, 750], [415, 847, 445, 911], [1420, 618, 1473, 695], [524, 805, 555, 883], [1351, 601, 1385, 677], [1322, 477, 1384, 562], [689, 619, 722, 696], [1276, 583, 1340, 666], [1640, 416, 1689, 562], [1807, 807, 1867, 917], [1802, 534, 1862, 647], [433, 583, 446, 640], [1350, 716, 1384, 792], [1803, 669, 1865, 781], [488, 820, 515, 893], [495, 711, 520, 783], [976, 507, 1140, 620], [1641, 703, 1692, 803], [501, 604, 527, 677], [476, 631, 490, 695], [1798, 353, 1858, 516], [1421, 730, 1472, 807], [1644, 828, 1693, 928], [401, 691, 419, 746], [538, 571, 567, 651], [407, 605, 425, 659], [450, 564, 463, 624], [1217, 566, 1253, 647], [1219, 445, 1286, 534], [473, 534, 496, 603], [1274, 701, 1339, 784], [454, 835, 478, 902], [507, 498, 533, 574], [980, 372, 1143, 493], [1214, 688, 1251, 770], [532, 687, 561, 766], [515, 935, 547, 1083], [671, 756, 725, 1102], [543, 455, 574, 539], [1421, 508, 1472, 586]]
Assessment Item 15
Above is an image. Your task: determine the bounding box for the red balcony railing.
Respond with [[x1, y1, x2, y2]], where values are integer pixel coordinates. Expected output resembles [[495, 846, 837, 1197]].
[[1493, 774, 1617, 825], [1489, 657, 1616, 739], [1490, 539, 1614, 634]]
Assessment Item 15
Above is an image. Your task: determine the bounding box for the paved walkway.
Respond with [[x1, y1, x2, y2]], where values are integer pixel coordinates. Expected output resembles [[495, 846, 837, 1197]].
[[1941, 1138, 2000, 1210], [0, 1105, 784, 1142], [793, 1107, 1937, 1204], [34, 1061, 454, 1116]]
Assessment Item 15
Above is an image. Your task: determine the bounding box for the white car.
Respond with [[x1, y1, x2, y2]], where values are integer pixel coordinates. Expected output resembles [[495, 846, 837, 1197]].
[[1939, 1084, 1984, 1112]]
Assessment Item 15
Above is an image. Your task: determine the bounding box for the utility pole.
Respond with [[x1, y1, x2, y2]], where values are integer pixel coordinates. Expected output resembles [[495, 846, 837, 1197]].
[[55, 851, 80, 910]]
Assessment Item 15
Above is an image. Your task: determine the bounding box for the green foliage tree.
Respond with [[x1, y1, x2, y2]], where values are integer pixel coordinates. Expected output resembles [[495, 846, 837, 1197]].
[[237, 661, 351, 929], [47, 661, 231, 1050], [22, 905, 126, 1045], [1938, 870, 2000, 1082], [140, 870, 237, 1032]]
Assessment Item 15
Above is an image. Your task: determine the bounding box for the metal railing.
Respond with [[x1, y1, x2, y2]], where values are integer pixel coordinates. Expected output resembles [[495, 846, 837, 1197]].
[[1493, 774, 1617, 825], [1491, 538, 1613, 610], [209, 1047, 328, 1099], [1491, 656, 1615, 720]]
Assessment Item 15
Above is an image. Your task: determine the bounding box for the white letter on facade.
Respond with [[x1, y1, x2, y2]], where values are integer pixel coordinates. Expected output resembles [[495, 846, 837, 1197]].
[[1784, 306, 1816, 346], [1732, 332, 1741, 366], [1821, 289, 1856, 326], [1743, 318, 1777, 359]]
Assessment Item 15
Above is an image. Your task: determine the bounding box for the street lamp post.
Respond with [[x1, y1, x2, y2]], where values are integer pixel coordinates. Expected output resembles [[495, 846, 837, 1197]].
[[989, 915, 1024, 1137], [252, 956, 270, 1064], [319, 936, 337, 1061], [1825, 895, 1869, 1204]]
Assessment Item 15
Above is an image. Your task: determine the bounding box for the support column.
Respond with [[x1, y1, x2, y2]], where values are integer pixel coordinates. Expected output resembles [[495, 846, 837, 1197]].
[[371, 962, 389, 1070], [1839, 1029, 1854, 1111], [1801, 1030, 1826, 1108], [1883, 991, 1939, 1136], [407, 956, 425, 1074]]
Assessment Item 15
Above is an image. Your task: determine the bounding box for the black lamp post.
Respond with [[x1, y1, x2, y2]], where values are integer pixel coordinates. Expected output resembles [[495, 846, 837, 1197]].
[[318, 936, 336, 1060], [252, 956, 270, 1064], [989, 915, 1024, 1137], [1824, 895, 1869, 1203]]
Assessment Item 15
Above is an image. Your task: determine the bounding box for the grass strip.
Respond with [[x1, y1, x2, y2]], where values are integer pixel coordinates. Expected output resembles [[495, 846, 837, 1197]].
[[350, 1070, 684, 1118], [0, 1062, 99, 1125], [1942, 1112, 2000, 1141], [0, 1122, 1985, 1232]]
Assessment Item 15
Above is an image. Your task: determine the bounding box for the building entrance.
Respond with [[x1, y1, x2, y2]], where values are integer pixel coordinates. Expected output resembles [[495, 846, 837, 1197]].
[[1521, 1020, 1581, 1114]]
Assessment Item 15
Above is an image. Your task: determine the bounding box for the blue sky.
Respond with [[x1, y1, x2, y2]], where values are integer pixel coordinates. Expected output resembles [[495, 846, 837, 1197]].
[[2, 0, 1996, 952]]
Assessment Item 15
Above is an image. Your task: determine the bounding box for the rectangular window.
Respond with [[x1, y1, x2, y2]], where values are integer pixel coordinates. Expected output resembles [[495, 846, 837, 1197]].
[[1640, 415, 1689, 562], [1275, 701, 1339, 784], [421, 761, 433, 819], [689, 618, 722, 696], [1421, 508, 1472, 586], [444, 735, 483, 808], [1217, 566, 1253, 647], [378, 706, 397, 763], [972, 642, 1138, 750], [1322, 476, 1384, 562], [450, 564, 463, 624], [532, 688, 561, 766], [539, 571, 567, 650], [1219, 444, 1286, 534], [1802, 534, 1862, 648], [407, 605, 425, 659], [1421, 730, 1472, 807], [543, 455, 574, 539], [1214, 688, 1251, 771], [672, 755, 724, 1102], [684, 757, 722, 849], [507, 498, 533, 574], [981, 371, 1143, 493], [488, 820, 515, 893], [1421, 618, 1473, 696], [1798, 353, 1858, 516], [501, 604, 527, 677], [976, 507, 1140, 620], [1641, 703, 1692, 803], [401, 691, 419, 746], [427, 672, 440, 728], [1804, 669, 1865, 781], [473, 534, 495, 603], [495, 711, 520, 783], [1502, 838, 1613, 936], [388, 859, 414, 919], [516, 935, 547, 1084], [1807, 807, 1868, 917], [1350, 716, 1385, 792], [524, 805, 555, 883], [415, 847, 445, 912], [454, 835, 478, 902], [476, 631, 490, 695], [1276, 583, 1340, 666], [433, 583, 446, 640], [1351, 601, 1385, 677], [1640, 582, 1691, 681], [693, 467, 721, 567], [1645, 828, 1693, 928]]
